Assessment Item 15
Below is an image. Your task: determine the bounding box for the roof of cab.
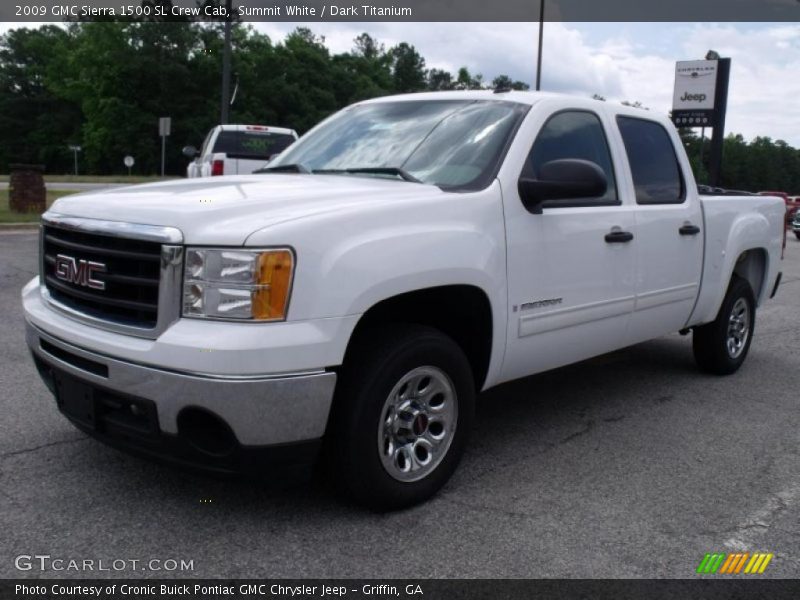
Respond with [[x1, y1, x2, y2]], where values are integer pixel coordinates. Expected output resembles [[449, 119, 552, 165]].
[[358, 90, 675, 127], [359, 89, 557, 106]]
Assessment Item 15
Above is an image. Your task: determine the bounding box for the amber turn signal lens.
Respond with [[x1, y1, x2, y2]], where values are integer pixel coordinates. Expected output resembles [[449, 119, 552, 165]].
[[252, 250, 294, 320]]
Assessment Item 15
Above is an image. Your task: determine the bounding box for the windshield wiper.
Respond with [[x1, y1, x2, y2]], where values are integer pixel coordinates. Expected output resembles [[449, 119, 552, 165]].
[[254, 163, 310, 174], [312, 167, 422, 183]]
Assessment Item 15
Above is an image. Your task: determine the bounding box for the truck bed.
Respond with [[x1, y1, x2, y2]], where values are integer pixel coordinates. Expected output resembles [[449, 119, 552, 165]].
[[690, 194, 785, 326]]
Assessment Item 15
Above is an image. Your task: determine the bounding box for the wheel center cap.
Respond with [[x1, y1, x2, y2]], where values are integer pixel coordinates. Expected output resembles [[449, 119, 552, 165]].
[[412, 414, 429, 436]]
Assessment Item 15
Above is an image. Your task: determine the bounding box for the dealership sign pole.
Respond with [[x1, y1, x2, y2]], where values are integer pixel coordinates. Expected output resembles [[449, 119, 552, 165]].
[[707, 58, 731, 187], [671, 56, 731, 187]]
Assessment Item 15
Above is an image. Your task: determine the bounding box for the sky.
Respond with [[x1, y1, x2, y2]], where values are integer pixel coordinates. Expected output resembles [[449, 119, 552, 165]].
[[2, 21, 799, 145], [252, 21, 800, 146]]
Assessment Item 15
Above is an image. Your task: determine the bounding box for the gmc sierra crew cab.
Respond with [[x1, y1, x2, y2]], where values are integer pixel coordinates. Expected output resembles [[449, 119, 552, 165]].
[[22, 91, 785, 510]]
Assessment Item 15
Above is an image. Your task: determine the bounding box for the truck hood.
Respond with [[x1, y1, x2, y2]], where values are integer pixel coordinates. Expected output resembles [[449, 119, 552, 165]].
[[47, 174, 446, 245]]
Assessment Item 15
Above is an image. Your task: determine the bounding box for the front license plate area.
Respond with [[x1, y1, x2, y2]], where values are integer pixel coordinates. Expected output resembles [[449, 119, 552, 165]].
[[56, 373, 96, 429]]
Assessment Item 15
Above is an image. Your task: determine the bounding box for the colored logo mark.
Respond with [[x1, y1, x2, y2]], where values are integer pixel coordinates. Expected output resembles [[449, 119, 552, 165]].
[[696, 552, 773, 574]]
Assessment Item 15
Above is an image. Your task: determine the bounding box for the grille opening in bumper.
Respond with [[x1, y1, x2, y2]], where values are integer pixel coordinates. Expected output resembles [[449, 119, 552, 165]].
[[42, 225, 162, 328], [40, 338, 109, 377]]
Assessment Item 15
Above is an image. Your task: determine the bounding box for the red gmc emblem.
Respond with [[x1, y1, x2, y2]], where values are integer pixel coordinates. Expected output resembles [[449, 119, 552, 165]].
[[54, 254, 107, 291]]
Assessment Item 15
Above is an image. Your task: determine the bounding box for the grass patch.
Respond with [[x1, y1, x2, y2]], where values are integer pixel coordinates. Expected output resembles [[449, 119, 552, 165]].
[[0, 189, 78, 223], [0, 174, 176, 184]]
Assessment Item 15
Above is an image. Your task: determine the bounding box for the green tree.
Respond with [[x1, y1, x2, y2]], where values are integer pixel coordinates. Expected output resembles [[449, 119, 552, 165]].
[[390, 42, 426, 93], [48, 22, 212, 174], [427, 68, 453, 91], [455, 67, 483, 90], [0, 26, 82, 172], [492, 74, 529, 91], [329, 33, 392, 103], [267, 28, 338, 132]]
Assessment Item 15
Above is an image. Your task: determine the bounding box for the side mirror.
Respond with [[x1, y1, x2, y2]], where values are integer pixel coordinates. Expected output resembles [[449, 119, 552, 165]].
[[182, 145, 199, 159], [518, 159, 607, 214]]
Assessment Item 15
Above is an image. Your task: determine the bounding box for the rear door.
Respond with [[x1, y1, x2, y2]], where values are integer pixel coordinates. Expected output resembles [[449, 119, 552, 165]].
[[501, 108, 638, 383], [615, 116, 704, 344]]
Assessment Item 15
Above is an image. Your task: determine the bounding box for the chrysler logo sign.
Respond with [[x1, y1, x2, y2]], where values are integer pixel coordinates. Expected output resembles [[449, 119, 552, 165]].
[[54, 254, 107, 290], [673, 59, 717, 111]]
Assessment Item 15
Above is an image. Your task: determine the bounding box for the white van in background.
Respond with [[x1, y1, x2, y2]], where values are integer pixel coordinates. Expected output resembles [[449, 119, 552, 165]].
[[183, 124, 298, 178]]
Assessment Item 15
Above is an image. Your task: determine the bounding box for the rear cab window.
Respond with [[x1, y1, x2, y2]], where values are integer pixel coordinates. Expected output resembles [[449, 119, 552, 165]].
[[616, 116, 685, 204], [213, 131, 296, 160]]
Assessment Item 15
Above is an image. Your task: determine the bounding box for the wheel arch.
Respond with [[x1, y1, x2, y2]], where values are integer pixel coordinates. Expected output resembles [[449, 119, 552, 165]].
[[732, 248, 768, 305], [340, 284, 495, 391]]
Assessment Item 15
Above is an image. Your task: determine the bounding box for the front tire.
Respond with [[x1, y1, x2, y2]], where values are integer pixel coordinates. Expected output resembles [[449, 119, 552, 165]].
[[794, 232, 800, 240], [328, 325, 475, 510], [693, 275, 756, 375]]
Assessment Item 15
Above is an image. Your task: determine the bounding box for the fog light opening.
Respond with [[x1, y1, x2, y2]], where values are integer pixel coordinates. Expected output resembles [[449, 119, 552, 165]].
[[177, 407, 238, 457]]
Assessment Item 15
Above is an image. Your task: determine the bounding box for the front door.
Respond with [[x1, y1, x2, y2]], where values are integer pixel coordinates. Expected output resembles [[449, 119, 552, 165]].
[[500, 108, 637, 383]]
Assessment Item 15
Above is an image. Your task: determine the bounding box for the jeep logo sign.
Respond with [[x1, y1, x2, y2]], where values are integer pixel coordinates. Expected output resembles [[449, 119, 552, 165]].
[[54, 254, 107, 290], [673, 59, 717, 111], [680, 92, 707, 103]]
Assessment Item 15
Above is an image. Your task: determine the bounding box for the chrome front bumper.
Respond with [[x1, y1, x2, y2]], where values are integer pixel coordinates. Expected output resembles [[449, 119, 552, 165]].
[[26, 322, 337, 448]]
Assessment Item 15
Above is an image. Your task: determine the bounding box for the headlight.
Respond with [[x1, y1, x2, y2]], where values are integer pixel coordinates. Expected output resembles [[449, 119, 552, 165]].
[[182, 248, 294, 321]]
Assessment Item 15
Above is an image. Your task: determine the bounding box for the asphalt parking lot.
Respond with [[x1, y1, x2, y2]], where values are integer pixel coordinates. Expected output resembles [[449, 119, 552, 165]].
[[1, 231, 798, 579]]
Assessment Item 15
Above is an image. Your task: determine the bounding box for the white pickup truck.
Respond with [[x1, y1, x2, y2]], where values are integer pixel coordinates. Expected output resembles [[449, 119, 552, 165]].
[[23, 91, 785, 510], [184, 124, 298, 178]]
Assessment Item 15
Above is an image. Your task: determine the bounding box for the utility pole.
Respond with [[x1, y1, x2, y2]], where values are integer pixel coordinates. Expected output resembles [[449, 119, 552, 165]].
[[536, 0, 545, 91], [159, 117, 171, 177], [220, 0, 233, 124]]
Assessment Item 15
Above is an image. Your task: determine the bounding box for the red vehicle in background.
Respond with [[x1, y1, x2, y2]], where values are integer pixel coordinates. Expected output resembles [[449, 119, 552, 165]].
[[759, 191, 799, 227]]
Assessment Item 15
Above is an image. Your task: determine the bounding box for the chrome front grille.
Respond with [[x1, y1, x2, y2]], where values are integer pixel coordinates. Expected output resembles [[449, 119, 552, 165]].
[[43, 225, 161, 327], [40, 214, 184, 339]]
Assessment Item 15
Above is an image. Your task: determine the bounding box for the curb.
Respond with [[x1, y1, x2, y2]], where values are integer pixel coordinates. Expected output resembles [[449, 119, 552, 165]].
[[0, 223, 39, 232]]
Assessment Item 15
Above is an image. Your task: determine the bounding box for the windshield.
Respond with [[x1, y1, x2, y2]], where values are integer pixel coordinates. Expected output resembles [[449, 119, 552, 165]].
[[213, 131, 296, 160], [270, 100, 528, 190]]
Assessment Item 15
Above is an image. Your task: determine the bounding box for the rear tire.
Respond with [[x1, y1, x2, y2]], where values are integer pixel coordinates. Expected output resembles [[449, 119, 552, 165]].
[[794, 232, 800, 240], [693, 275, 755, 375], [328, 324, 475, 511]]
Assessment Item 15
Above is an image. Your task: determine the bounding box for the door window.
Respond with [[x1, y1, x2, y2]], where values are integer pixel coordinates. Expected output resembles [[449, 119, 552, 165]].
[[524, 110, 618, 207], [616, 116, 685, 204]]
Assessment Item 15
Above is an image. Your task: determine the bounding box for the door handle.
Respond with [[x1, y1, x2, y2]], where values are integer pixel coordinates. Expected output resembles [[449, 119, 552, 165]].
[[605, 230, 634, 243], [679, 224, 701, 236]]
